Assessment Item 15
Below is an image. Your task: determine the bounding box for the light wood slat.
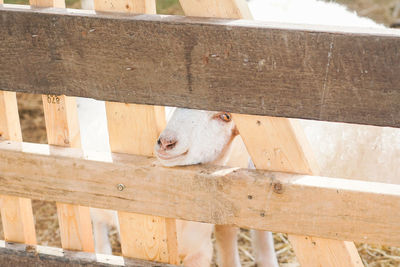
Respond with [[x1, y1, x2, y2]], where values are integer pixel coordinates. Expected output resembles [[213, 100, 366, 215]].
[[93, 0, 178, 263], [0, 91, 36, 245], [31, 0, 94, 253], [94, 0, 155, 13], [179, 0, 251, 19], [289, 236, 363, 267], [107, 93, 178, 263], [42, 95, 81, 148], [0, 92, 22, 142], [29, 0, 65, 8], [56, 203, 94, 252], [1, 5, 400, 129], [1, 141, 400, 247], [233, 115, 363, 267]]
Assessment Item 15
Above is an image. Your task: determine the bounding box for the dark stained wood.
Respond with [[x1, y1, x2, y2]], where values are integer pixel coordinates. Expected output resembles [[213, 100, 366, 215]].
[[1, 5, 400, 128], [391, 21, 400, 28], [1, 140, 400, 246], [0, 241, 177, 266]]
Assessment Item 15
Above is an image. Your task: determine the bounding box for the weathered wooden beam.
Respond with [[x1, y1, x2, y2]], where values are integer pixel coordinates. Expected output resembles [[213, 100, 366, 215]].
[[1, 5, 400, 128], [0, 240, 177, 266], [0, 140, 400, 246]]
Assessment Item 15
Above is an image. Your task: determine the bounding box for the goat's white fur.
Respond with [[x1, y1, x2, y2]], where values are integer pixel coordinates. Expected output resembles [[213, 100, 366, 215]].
[[77, 0, 399, 265], [156, 109, 237, 166]]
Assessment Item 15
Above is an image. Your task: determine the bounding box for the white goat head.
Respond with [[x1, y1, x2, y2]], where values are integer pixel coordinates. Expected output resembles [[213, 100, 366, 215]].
[[155, 108, 238, 166]]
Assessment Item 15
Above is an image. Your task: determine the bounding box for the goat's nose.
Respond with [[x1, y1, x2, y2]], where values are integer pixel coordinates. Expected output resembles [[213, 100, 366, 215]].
[[157, 137, 177, 151]]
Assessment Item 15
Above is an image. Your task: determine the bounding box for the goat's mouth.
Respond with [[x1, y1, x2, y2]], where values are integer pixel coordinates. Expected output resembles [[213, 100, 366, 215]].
[[156, 150, 189, 161]]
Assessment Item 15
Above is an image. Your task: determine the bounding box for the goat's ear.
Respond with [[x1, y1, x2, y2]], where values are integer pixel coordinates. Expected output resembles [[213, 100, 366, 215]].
[[232, 126, 240, 137]]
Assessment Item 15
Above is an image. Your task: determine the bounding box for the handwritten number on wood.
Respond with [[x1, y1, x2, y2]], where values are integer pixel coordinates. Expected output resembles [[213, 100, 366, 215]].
[[47, 95, 60, 104]]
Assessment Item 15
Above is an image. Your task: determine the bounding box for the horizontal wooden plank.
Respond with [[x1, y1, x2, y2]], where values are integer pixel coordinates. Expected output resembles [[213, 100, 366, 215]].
[[1, 5, 400, 128], [0, 240, 177, 266], [0, 140, 400, 246]]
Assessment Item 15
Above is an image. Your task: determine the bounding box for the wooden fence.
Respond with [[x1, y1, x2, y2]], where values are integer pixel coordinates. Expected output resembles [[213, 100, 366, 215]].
[[0, 1, 400, 266]]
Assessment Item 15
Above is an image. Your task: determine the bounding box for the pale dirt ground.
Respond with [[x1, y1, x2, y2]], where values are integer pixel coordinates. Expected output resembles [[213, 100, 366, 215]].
[[1, 0, 400, 266]]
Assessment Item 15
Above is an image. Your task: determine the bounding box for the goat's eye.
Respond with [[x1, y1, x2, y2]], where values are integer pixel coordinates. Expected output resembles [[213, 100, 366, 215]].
[[219, 113, 232, 122]]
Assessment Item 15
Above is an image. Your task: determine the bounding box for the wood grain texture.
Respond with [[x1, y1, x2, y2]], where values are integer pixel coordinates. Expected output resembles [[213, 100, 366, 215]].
[[118, 211, 169, 262], [0, 91, 22, 142], [233, 115, 320, 173], [1, 5, 400, 128], [0, 91, 36, 245], [105, 103, 160, 155], [42, 95, 81, 148], [29, 0, 65, 8], [179, 0, 251, 19], [92, 0, 177, 263], [0, 141, 400, 247], [233, 114, 363, 266], [56, 203, 94, 252], [94, 0, 155, 14], [289, 236, 363, 267], [0, 241, 178, 267], [0, 196, 36, 245]]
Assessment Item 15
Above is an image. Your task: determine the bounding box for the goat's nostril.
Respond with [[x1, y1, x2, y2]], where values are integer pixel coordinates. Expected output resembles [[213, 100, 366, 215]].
[[158, 137, 177, 151], [166, 141, 177, 150]]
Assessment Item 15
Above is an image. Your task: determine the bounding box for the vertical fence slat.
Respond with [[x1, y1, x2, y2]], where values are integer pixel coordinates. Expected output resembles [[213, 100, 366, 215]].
[[289, 235, 363, 267], [233, 115, 364, 267], [30, 0, 65, 8], [92, 1, 178, 263], [0, 91, 37, 245], [105, 104, 178, 263], [93, 0, 155, 13], [41, 94, 95, 252]]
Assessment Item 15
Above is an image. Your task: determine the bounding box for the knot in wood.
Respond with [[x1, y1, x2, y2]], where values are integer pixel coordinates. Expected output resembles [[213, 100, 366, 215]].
[[273, 182, 283, 194]]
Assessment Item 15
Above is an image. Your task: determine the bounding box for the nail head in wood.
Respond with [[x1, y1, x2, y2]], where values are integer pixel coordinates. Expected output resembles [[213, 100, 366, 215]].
[[117, 184, 125, 191], [273, 182, 284, 194]]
